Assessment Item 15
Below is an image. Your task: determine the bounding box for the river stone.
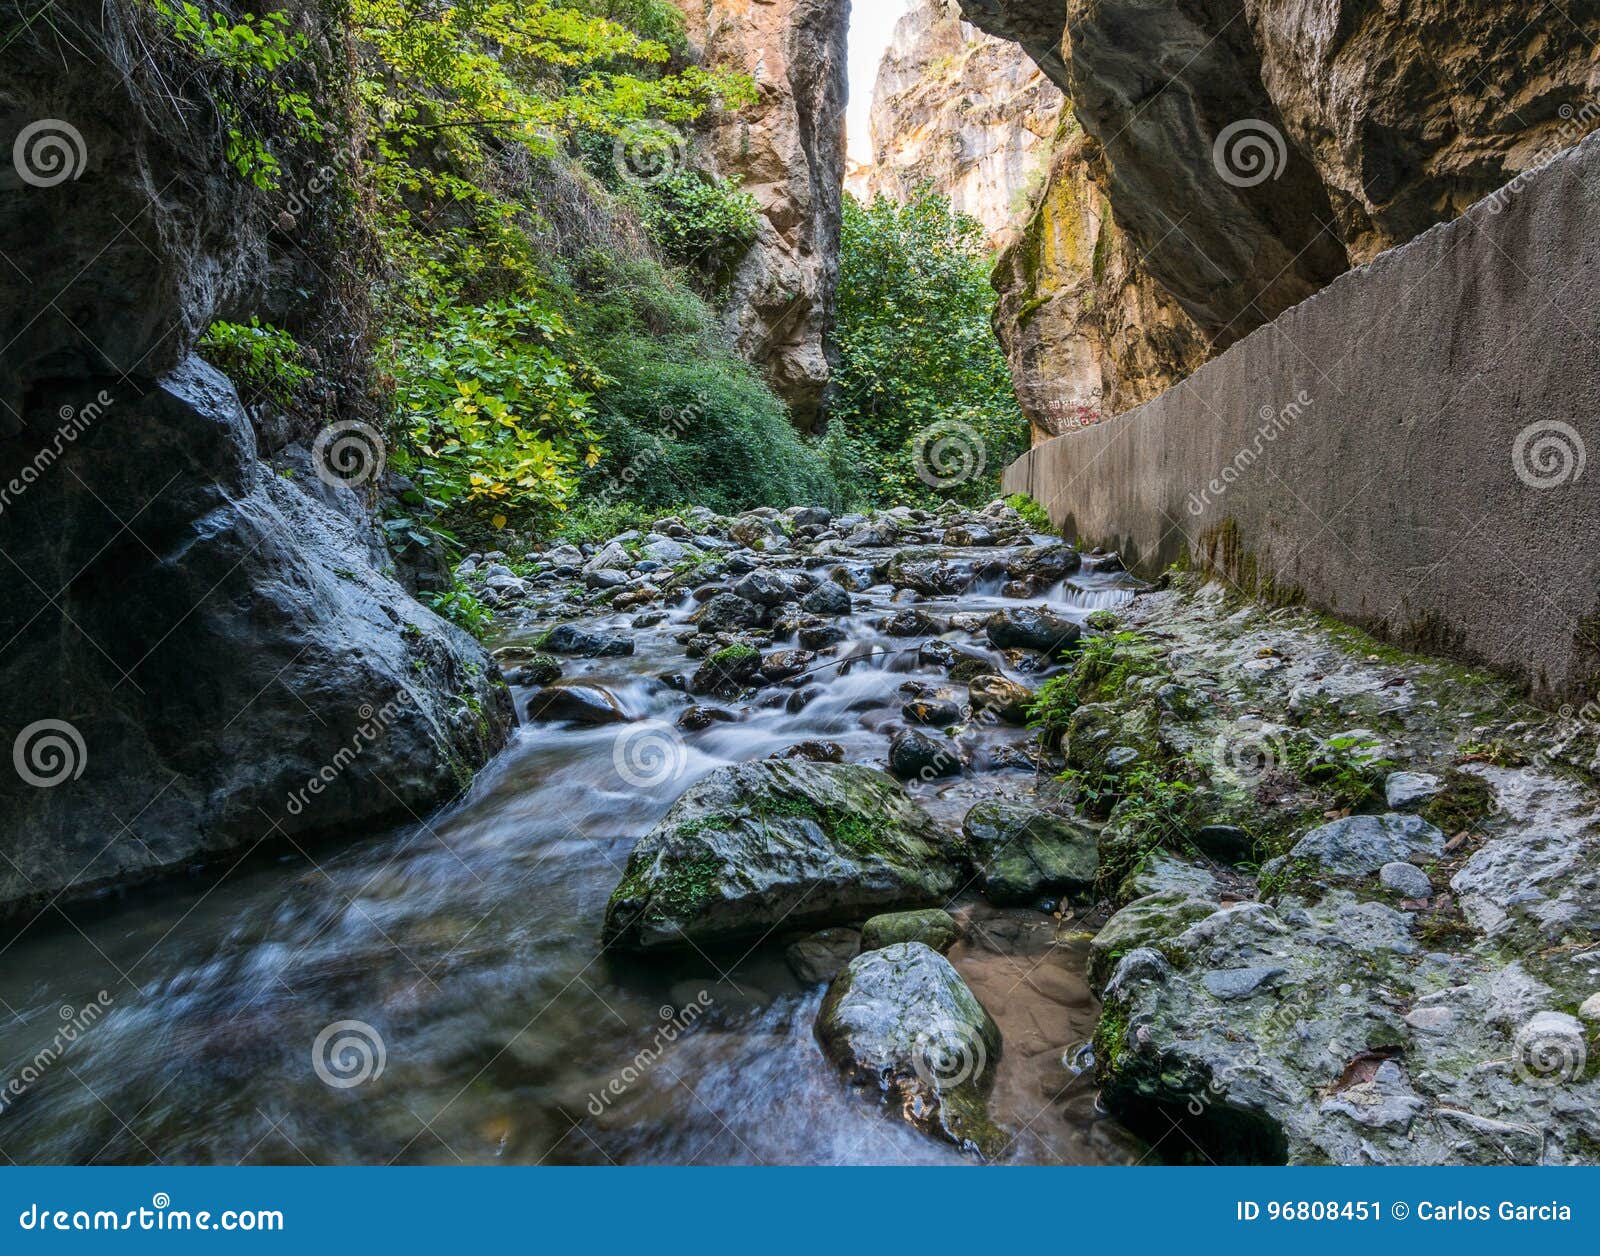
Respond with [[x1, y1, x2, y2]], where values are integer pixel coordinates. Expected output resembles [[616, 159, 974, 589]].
[[602, 762, 966, 949], [801, 580, 852, 616], [816, 943, 1004, 1156], [903, 697, 962, 729], [786, 927, 861, 984], [690, 646, 762, 698], [889, 729, 962, 781], [523, 683, 628, 726], [692, 593, 766, 633], [962, 800, 1099, 905], [1006, 544, 1081, 584], [1386, 771, 1443, 809], [542, 623, 634, 658], [1287, 813, 1445, 878], [882, 608, 946, 637], [967, 674, 1033, 724], [1088, 891, 1221, 986], [860, 909, 962, 954], [732, 570, 791, 606], [984, 607, 1082, 656], [1379, 861, 1433, 899]]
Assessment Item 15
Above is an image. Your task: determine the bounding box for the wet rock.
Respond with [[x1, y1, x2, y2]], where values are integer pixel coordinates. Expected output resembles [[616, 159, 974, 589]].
[[777, 741, 845, 763], [1386, 771, 1443, 810], [1380, 861, 1432, 899], [985, 606, 1081, 656], [1121, 854, 1221, 902], [1005, 544, 1080, 585], [690, 645, 762, 698], [1192, 824, 1254, 864], [860, 909, 962, 954], [1286, 813, 1444, 879], [642, 536, 695, 565], [967, 674, 1033, 725], [881, 608, 947, 638], [542, 623, 634, 658], [888, 555, 972, 595], [801, 580, 852, 616], [732, 570, 792, 606], [816, 943, 1004, 1156], [942, 523, 996, 547], [524, 683, 629, 726], [583, 568, 629, 591], [496, 651, 562, 686], [603, 762, 967, 949], [962, 800, 1099, 905], [799, 623, 848, 650], [759, 649, 816, 682], [728, 517, 778, 548], [845, 523, 899, 548], [786, 506, 834, 528], [903, 697, 962, 729], [889, 729, 962, 781], [786, 927, 861, 984], [678, 706, 737, 732], [692, 593, 766, 634], [1088, 891, 1220, 986]]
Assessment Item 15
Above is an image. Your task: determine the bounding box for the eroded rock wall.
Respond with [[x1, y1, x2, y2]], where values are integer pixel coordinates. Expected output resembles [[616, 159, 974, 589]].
[[673, 0, 851, 430], [859, 0, 1063, 250], [960, 0, 1600, 348], [0, 0, 511, 913]]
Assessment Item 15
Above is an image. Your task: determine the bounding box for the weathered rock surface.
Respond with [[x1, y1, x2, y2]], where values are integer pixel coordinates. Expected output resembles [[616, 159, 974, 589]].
[[860, 908, 963, 954], [602, 761, 967, 949], [816, 942, 1005, 1155], [963, 799, 1097, 904], [673, 0, 850, 427], [853, 0, 1063, 250]]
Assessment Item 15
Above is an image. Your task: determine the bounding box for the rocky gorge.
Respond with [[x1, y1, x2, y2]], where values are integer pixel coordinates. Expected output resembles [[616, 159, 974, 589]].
[[0, 0, 1596, 1172]]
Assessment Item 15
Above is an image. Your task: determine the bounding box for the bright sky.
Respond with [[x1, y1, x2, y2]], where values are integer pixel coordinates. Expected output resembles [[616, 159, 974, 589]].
[[847, 0, 916, 165]]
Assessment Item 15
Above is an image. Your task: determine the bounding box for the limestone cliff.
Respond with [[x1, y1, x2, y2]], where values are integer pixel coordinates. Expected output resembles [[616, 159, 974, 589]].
[[959, 0, 1600, 347], [991, 120, 1210, 442], [673, 0, 851, 430], [859, 0, 1063, 250]]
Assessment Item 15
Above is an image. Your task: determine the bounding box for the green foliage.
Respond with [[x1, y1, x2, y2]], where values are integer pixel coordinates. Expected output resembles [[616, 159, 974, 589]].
[[198, 318, 312, 405], [426, 585, 497, 639], [1029, 632, 1165, 740], [827, 191, 1028, 507], [151, 0, 322, 190], [1290, 733, 1397, 810], [1005, 493, 1055, 534], [632, 171, 760, 280]]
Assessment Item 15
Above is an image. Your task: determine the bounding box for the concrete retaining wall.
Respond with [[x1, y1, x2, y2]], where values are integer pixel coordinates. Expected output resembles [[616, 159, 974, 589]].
[[1003, 131, 1600, 703]]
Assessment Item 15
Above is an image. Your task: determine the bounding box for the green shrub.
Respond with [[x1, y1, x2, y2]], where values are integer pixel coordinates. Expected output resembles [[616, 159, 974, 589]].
[[198, 318, 312, 405], [634, 171, 760, 282]]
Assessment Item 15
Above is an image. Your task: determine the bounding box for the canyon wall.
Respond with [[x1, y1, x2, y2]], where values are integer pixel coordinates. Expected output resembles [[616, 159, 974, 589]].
[[960, 0, 1600, 350], [858, 0, 1062, 250], [673, 0, 851, 430], [1005, 132, 1600, 704]]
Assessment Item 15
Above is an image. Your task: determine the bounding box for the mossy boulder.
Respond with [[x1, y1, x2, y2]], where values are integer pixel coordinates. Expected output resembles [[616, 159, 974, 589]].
[[816, 942, 1004, 1156], [1088, 890, 1220, 987], [962, 799, 1099, 906], [861, 908, 962, 954], [603, 762, 967, 950]]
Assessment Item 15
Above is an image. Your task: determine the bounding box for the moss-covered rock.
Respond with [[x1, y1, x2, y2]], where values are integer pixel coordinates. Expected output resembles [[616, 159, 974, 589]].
[[602, 761, 967, 950], [1088, 890, 1219, 986], [860, 908, 962, 954], [962, 799, 1098, 905]]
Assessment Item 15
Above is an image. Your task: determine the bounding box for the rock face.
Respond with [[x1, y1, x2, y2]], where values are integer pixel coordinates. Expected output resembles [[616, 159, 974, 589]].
[[856, 0, 1064, 251], [673, 0, 850, 429], [960, 0, 1600, 352], [989, 120, 1211, 441], [817, 942, 1005, 1154], [602, 761, 968, 949], [0, 0, 512, 912]]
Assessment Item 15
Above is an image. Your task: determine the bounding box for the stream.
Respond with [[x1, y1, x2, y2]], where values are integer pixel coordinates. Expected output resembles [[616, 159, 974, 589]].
[[0, 527, 1149, 1166]]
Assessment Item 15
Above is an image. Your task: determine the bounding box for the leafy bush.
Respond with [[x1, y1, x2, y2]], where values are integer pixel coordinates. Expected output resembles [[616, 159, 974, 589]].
[[1005, 493, 1054, 534], [633, 171, 760, 282], [827, 190, 1028, 507], [198, 318, 312, 405]]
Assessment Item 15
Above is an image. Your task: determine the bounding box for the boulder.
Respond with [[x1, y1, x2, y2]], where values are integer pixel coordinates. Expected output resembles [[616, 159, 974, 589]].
[[786, 927, 861, 984], [889, 729, 962, 781], [1285, 813, 1444, 879], [692, 593, 766, 634], [902, 697, 963, 729], [542, 623, 634, 658], [816, 943, 1004, 1155], [602, 762, 967, 949], [967, 674, 1033, 724], [962, 800, 1099, 905], [860, 908, 962, 954], [801, 580, 852, 616], [985, 606, 1082, 656], [523, 683, 629, 726]]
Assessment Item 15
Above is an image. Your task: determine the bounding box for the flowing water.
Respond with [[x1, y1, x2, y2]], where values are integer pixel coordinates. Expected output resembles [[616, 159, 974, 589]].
[[0, 539, 1147, 1165]]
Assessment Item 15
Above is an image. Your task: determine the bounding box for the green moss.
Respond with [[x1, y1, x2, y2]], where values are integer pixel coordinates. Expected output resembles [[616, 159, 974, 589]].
[[651, 855, 723, 920], [1004, 493, 1055, 534], [756, 795, 900, 858], [1420, 769, 1497, 835], [675, 814, 735, 839], [709, 643, 759, 667], [1094, 1006, 1131, 1075]]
